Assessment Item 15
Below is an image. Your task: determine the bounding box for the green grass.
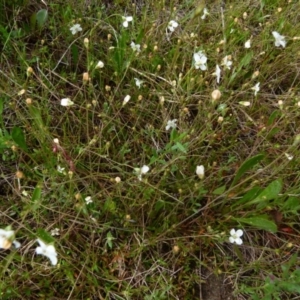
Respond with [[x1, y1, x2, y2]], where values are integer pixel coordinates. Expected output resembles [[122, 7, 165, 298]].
[[1, 0, 300, 299]]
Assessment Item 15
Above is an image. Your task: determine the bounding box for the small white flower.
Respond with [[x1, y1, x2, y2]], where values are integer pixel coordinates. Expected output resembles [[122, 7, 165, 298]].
[[229, 229, 243, 245], [130, 42, 141, 53], [168, 20, 179, 32], [193, 51, 207, 71], [122, 95, 131, 106], [57, 165, 65, 174], [122, 16, 133, 28], [60, 98, 74, 106], [70, 24, 82, 35], [134, 165, 150, 181], [166, 119, 178, 131], [95, 61, 104, 69], [213, 64, 221, 84], [35, 239, 58, 265], [285, 153, 293, 161], [251, 82, 260, 96], [196, 165, 205, 179], [134, 78, 143, 89], [50, 228, 60, 236], [239, 101, 251, 107], [201, 8, 209, 20], [222, 55, 233, 70], [245, 39, 251, 48], [0, 228, 20, 250], [53, 138, 59, 144], [85, 196, 93, 205], [272, 31, 286, 48]]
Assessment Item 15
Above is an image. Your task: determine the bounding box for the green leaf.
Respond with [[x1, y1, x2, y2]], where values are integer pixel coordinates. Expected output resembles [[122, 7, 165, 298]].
[[233, 186, 262, 208], [212, 185, 226, 195], [247, 179, 282, 206], [282, 196, 300, 212], [231, 154, 264, 187], [31, 185, 42, 203], [267, 110, 280, 126], [36, 9, 48, 29], [236, 216, 277, 233], [11, 126, 28, 151]]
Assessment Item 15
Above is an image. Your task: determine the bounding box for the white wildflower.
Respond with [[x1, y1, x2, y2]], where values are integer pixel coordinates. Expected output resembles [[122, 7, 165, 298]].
[[130, 42, 141, 53], [70, 24, 82, 35], [245, 39, 251, 48], [213, 64, 221, 84], [193, 51, 207, 71], [122, 95, 131, 106], [95, 61, 104, 69], [50, 228, 60, 236], [239, 101, 251, 106], [134, 78, 143, 89], [85, 196, 93, 205], [122, 16, 133, 28], [229, 229, 243, 245], [134, 165, 150, 181], [35, 239, 58, 265], [196, 165, 205, 179], [60, 98, 74, 106], [251, 82, 260, 96], [201, 8, 209, 20], [0, 228, 20, 250], [222, 55, 233, 70], [165, 119, 178, 131], [168, 20, 179, 32], [272, 31, 286, 48]]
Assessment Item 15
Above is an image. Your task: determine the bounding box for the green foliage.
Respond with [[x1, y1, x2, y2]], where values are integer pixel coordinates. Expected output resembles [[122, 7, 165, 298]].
[[1, 0, 300, 298]]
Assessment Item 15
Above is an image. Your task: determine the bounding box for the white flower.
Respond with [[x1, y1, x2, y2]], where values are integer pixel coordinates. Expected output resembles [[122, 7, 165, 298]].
[[130, 42, 141, 53], [50, 228, 60, 236], [95, 61, 104, 69], [0, 228, 20, 250], [60, 98, 74, 106], [245, 39, 251, 48], [166, 119, 178, 131], [134, 165, 150, 181], [85, 196, 93, 204], [196, 165, 205, 179], [122, 95, 131, 106], [251, 82, 260, 96], [229, 229, 243, 245], [70, 24, 82, 35], [285, 153, 293, 161], [193, 51, 207, 71], [201, 8, 209, 20], [239, 101, 251, 107], [272, 31, 286, 48], [168, 20, 178, 32], [57, 165, 65, 174], [222, 55, 233, 70], [134, 78, 143, 89], [213, 64, 221, 84], [35, 239, 58, 265], [122, 16, 133, 28]]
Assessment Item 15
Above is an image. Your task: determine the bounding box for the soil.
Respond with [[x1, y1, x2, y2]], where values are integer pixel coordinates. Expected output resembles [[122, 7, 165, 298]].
[[201, 269, 235, 300]]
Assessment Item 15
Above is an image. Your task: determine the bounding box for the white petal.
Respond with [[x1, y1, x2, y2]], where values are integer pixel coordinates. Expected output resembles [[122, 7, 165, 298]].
[[36, 246, 43, 255], [245, 39, 251, 48], [12, 240, 21, 249], [141, 165, 150, 174], [49, 254, 58, 265], [126, 16, 133, 22], [230, 228, 236, 236], [229, 236, 235, 243], [235, 237, 243, 245], [236, 229, 243, 237], [123, 21, 128, 27]]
